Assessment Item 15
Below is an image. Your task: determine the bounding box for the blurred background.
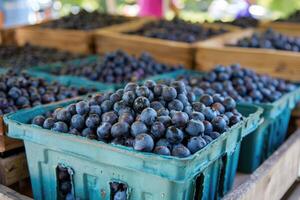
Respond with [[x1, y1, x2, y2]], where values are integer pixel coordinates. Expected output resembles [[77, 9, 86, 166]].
[[1, 0, 300, 28]]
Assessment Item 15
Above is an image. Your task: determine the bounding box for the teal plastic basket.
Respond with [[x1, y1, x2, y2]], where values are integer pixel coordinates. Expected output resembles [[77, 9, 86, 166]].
[[5, 99, 262, 200], [238, 86, 300, 173], [150, 69, 300, 173]]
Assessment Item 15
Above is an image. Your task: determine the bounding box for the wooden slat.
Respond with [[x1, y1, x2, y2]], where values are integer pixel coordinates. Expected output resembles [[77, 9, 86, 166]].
[[196, 28, 300, 81], [0, 153, 29, 186], [0, 184, 32, 200], [0, 136, 23, 153], [223, 129, 300, 200], [95, 18, 240, 69]]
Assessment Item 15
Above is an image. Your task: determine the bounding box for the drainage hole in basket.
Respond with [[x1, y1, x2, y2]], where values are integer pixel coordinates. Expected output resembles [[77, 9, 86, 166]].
[[110, 181, 128, 200], [193, 174, 204, 200], [57, 165, 74, 200]]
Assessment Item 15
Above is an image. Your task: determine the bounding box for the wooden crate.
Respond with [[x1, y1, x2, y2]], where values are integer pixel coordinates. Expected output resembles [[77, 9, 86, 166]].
[[196, 28, 300, 81], [16, 17, 136, 54], [0, 28, 17, 45], [0, 116, 23, 153], [223, 129, 300, 200], [0, 152, 29, 186], [95, 18, 240, 68], [0, 183, 32, 200], [260, 21, 300, 31]]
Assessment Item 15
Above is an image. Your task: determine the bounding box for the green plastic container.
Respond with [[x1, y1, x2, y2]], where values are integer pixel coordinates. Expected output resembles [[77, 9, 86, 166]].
[[150, 69, 300, 173], [5, 98, 262, 200], [238, 86, 300, 173]]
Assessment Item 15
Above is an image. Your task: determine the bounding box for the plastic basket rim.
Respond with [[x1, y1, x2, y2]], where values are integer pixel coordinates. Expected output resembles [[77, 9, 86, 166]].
[[4, 97, 262, 163]]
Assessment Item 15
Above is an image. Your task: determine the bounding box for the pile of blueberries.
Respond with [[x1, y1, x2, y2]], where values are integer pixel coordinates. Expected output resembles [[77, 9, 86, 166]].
[[57, 165, 73, 200], [176, 64, 296, 103], [42, 10, 130, 30], [52, 50, 181, 84], [276, 10, 300, 23], [31, 80, 242, 158], [127, 18, 227, 43], [0, 71, 94, 115], [0, 43, 83, 68], [214, 17, 259, 28], [233, 29, 300, 52]]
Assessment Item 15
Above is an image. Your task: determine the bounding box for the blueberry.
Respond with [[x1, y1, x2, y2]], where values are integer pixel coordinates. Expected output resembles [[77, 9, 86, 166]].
[[212, 102, 225, 114], [230, 115, 242, 126], [97, 122, 111, 140], [140, 108, 157, 125], [200, 94, 214, 106], [192, 102, 205, 112], [71, 114, 85, 130], [172, 144, 191, 158], [150, 101, 164, 111], [66, 104, 77, 115], [150, 121, 165, 139], [76, 101, 89, 115], [8, 87, 22, 99], [69, 128, 80, 135], [110, 93, 121, 103], [52, 122, 68, 133], [202, 107, 217, 121], [177, 93, 189, 106], [113, 100, 127, 113], [135, 86, 150, 97], [154, 146, 171, 156], [187, 92, 196, 102], [203, 135, 213, 143], [171, 111, 189, 127], [162, 86, 177, 101], [211, 116, 227, 133], [153, 84, 163, 97], [157, 115, 172, 126], [43, 117, 55, 129], [156, 108, 169, 116], [81, 127, 95, 137], [32, 115, 45, 127], [124, 82, 138, 92], [122, 91, 136, 105], [168, 99, 184, 111], [133, 96, 150, 113], [170, 81, 186, 94], [223, 97, 236, 111], [118, 113, 134, 124], [101, 100, 114, 112], [208, 131, 221, 139], [56, 109, 72, 123], [212, 94, 224, 103], [133, 133, 154, 152], [156, 138, 172, 150], [89, 105, 102, 115], [187, 137, 207, 153], [144, 80, 156, 89], [130, 121, 148, 137], [203, 120, 213, 134], [166, 126, 184, 144], [111, 122, 130, 138], [190, 112, 205, 121], [102, 111, 118, 124], [85, 114, 100, 129], [185, 119, 205, 136]]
